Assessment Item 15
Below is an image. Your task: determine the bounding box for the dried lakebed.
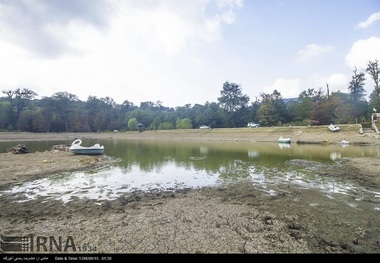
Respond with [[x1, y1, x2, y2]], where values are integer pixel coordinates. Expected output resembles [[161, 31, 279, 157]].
[[0, 151, 380, 254]]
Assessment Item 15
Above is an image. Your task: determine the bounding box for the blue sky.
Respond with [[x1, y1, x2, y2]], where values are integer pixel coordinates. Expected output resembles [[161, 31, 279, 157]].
[[0, 0, 379, 107]]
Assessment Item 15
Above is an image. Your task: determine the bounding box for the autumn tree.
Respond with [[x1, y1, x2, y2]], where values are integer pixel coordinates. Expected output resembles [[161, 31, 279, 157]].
[[288, 88, 322, 124]]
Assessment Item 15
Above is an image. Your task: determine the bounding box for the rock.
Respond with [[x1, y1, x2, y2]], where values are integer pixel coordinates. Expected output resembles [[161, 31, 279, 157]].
[[50, 145, 69, 151], [6, 144, 29, 154]]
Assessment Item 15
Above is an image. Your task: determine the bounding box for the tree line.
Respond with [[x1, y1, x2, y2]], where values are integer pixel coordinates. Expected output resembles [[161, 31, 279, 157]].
[[0, 60, 379, 133]]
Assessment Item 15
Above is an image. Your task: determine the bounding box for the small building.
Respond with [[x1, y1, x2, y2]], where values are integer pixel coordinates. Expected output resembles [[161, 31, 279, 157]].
[[137, 123, 145, 132]]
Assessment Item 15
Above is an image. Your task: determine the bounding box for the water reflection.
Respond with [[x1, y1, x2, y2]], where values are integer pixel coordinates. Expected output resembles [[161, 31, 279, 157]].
[[1, 139, 380, 204], [278, 143, 291, 149], [248, 150, 259, 158], [330, 151, 342, 161]]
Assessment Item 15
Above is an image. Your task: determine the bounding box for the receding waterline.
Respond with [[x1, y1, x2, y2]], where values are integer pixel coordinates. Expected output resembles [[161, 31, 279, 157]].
[[2, 139, 380, 205], [2, 160, 378, 206]]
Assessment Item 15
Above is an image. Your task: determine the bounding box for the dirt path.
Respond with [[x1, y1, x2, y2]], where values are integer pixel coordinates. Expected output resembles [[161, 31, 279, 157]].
[[1, 129, 380, 254]]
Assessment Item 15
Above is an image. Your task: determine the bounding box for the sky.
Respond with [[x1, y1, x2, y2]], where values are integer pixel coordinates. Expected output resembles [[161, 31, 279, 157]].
[[0, 0, 380, 108]]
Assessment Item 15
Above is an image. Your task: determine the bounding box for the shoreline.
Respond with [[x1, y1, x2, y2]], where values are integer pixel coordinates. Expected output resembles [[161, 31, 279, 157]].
[[1, 124, 380, 145]]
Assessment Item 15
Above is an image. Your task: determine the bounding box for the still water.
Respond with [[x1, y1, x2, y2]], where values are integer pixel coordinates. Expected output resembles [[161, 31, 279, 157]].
[[1, 139, 380, 203]]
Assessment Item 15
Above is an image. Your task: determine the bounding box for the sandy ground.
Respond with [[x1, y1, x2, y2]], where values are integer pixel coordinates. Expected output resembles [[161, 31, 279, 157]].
[[1, 127, 380, 254]]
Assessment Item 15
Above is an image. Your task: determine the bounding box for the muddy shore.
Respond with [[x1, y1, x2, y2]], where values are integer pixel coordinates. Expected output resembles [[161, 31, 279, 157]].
[[1, 128, 380, 254]]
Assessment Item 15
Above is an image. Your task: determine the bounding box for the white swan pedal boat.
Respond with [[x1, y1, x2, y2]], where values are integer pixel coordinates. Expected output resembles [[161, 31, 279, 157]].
[[69, 139, 105, 155], [278, 136, 291, 144]]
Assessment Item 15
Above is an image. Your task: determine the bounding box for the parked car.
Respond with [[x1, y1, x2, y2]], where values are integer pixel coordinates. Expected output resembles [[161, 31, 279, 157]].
[[199, 125, 211, 129], [247, 122, 260, 128]]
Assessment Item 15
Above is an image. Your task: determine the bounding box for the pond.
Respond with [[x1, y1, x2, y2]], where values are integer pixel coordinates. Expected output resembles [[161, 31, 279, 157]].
[[1, 139, 380, 204]]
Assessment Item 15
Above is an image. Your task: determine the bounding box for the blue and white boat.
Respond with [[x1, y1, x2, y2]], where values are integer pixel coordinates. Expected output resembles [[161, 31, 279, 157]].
[[69, 139, 105, 155]]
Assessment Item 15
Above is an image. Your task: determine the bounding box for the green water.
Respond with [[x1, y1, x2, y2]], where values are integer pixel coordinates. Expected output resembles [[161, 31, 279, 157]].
[[1, 139, 380, 203], [2, 138, 380, 170]]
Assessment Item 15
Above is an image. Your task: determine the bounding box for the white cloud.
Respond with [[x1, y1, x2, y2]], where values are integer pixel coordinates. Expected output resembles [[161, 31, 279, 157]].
[[264, 74, 349, 100], [0, 0, 112, 58], [0, 0, 242, 58], [264, 79, 302, 98], [312, 73, 349, 94], [296, 44, 334, 60], [2, 0, 377, 108], [0, 0, 244, 106], [216, 0, 244, 9], [345, 36, 380, 69], [355, 11, 380, 29]]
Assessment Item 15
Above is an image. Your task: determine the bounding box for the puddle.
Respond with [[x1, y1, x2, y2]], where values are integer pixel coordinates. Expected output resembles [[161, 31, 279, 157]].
[[1, 160, 379, 211], [1, 163, 221, 203]]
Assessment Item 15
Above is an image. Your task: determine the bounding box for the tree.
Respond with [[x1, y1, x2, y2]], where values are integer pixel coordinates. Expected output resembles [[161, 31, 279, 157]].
[[85, 96, 105, 132], [52, 91, 78, 132], [288, 88, 325, 124], [217, 81, 249, 127], [201, 102, 225, 128], [175, 118, 192, 129], [218, 82, 250, 112], [31, 108, 48, 132], [100, 96, 118, 131], [366, 60, 380, 97], [121, 100, 136, 113], [348, 67, 366, 102], [271, 90, 289, 123], [348, 68, 368, 120], [247, 97, 260, 124], [257, 103, 277, 126], [0, 100, 11, 130], [257, 90, 288, 126], [128, 109, 154, 128], [366, 60, 380, 115], [127, 118, 138, 131], [159, 121, 174, 130], [18, 109, 34, 132], [328, 93, 354, 124], [39, 96, 57, 132], [1, 88, 38, 130]]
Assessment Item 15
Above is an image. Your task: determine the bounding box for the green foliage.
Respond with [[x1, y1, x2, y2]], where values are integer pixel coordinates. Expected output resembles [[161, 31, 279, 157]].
[[1, 60, 380, 132], [217, 82, 250, 127], [257, 103, 277, 126], [348, 67, 366, 102], [366, 60, 380, 97], [257, 90, 286, 126], [217, 82, 250, 113], [159, 121, 174, 130], [128, 118, 138, 131], [176, 118, 192, 129], [151, 116, 162, 130]]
